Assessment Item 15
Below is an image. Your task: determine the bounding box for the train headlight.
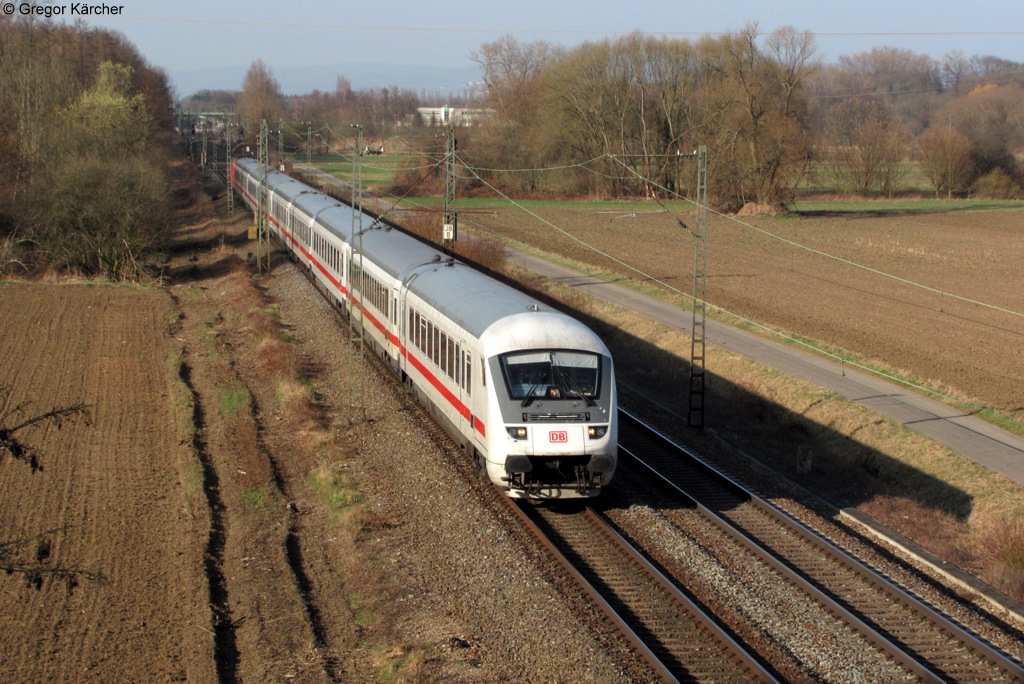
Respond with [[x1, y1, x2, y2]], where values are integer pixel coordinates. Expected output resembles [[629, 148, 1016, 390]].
[[587, 425, 608, 439], [506, 426, 528, 440]]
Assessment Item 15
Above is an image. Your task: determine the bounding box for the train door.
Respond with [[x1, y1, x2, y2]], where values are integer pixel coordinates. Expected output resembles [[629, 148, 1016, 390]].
[[397, 272, 422, 380]]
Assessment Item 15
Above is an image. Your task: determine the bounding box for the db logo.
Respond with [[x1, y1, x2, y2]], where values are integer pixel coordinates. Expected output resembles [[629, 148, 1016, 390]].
[[549, 431, 568, 443]]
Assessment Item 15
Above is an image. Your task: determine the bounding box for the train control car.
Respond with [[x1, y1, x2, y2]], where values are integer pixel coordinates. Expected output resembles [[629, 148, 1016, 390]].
[[232, 158, 617, 498]]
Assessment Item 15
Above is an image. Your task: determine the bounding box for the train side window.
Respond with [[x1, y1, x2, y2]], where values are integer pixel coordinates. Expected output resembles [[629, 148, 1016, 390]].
[[447, 338, 453, 380], [480, 358, 485, 388], [447, 339, 454, 381], [465, 352, 471, 394], [455, 346, 461, 386], [440, 333, 448, 374]]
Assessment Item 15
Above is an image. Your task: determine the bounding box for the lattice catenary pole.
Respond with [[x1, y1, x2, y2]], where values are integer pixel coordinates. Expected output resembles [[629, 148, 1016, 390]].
[[257, 119, 270, 274], [442, 106, 458, 254], [348, 124, 366, 423], [688, 145, 708, 429]]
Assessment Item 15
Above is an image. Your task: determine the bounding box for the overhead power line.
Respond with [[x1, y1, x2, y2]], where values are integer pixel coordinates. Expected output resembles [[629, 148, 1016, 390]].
[[107, 16, 1024, 42]]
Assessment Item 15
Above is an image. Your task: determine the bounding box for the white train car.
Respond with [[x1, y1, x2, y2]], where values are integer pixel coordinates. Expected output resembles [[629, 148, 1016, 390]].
[[232, 158, 617, 498]]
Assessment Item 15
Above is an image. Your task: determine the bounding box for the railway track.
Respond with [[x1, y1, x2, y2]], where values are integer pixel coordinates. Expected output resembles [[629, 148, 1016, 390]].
[[507, 498, 779, 682], [616, 410, 1024, 682]]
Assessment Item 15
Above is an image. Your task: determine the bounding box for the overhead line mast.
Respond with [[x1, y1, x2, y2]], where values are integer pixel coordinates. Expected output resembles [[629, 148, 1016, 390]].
[[257, 119, 270, 274], [348, 124, 367, 424], [689, 145, 708, 429], [442, 105, 457, 254]]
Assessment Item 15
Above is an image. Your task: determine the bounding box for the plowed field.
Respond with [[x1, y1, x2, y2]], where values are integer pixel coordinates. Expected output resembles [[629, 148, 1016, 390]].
[[0, 284, 214, 681]]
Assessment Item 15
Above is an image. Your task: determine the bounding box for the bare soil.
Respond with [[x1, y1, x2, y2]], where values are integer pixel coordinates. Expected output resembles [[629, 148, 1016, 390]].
[[0, 284, 215, 681]]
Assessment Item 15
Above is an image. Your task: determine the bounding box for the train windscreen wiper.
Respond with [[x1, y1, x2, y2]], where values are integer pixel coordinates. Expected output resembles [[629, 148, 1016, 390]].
[[521, 383, 542, 407], [551, 352, 595, 406]]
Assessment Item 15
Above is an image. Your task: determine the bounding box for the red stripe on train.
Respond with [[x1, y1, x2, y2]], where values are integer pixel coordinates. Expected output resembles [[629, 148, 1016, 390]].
[[236, 172, 484, 438]]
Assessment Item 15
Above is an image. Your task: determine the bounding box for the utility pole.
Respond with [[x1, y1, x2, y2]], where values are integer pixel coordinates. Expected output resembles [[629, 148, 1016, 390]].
[[226, 121, 234, 215], [348, 124, 366, 423], [442, 105, 457, 254], [688, 145, 709, 429], [257, 119, 270, 274]]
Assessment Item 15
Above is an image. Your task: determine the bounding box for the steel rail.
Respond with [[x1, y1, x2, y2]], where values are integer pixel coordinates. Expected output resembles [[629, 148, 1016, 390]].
[[506, 498, 780, 683], [619, 409, 1024, 682]]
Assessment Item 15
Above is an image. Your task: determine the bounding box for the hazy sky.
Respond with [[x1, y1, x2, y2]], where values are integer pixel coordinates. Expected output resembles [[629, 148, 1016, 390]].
[[35, 0, 1024, 92]]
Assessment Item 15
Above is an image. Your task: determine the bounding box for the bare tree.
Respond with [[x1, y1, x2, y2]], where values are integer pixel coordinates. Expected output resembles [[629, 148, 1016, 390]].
[[238, 58, 285, 130], [823, 98, 909, 196], [700, 24, 817, 210], [916, 126, 973, 198], [935, 82, 1024, 179], [471, 35, 557, 125], [941, 50, 970, 93]]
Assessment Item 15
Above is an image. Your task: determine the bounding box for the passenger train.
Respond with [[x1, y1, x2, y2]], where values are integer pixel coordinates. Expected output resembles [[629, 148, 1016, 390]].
[[232, 158, 617, 498]]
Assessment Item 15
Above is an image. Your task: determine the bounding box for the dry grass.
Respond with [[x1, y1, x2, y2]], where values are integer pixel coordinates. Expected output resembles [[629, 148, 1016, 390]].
[[275, 377, 323, 435], [255, 337, 297, 379], [0, 234, 30, 278], [371, 644, 428, 683]]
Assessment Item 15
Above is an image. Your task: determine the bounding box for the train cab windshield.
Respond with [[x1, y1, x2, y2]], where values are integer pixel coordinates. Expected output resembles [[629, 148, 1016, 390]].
[[500, 350, 601, 405]]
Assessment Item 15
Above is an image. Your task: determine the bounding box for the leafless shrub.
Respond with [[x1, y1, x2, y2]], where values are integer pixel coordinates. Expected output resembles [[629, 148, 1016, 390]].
[[0, 388, 90, 473], [0, 389, 98, 587]]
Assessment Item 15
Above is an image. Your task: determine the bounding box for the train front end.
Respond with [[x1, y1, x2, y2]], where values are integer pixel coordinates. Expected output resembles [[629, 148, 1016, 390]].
[[482, 312, 617, 499]]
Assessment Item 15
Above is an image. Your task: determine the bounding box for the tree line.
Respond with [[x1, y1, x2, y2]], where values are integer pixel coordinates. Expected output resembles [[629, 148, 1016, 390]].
[[462, 27, 1024, 210], [0, 15, 176, 280], [229, 27, 1023, 211]]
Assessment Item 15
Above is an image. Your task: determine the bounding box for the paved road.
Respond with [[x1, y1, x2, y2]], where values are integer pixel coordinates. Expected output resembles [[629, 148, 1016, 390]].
[[295, 162, 1024, 487], [511, 252, 1024, 488]]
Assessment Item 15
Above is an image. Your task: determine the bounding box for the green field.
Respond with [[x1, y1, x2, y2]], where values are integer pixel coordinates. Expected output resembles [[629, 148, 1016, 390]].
[[309, 153, 422, 191]]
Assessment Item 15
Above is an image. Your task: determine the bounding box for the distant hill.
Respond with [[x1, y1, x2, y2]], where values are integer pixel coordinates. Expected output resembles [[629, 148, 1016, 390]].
[[170, 62, 480, 99]]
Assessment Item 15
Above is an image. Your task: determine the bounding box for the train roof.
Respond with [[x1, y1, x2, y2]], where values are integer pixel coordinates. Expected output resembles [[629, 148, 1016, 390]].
[[403, 259, 607, 359], [236, 159, 608, 355]]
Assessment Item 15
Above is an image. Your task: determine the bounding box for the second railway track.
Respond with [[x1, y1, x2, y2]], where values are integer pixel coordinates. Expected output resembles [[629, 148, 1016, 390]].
[[613, 410, 1024, 682]]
